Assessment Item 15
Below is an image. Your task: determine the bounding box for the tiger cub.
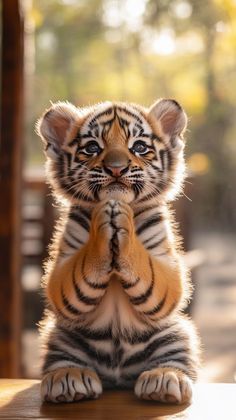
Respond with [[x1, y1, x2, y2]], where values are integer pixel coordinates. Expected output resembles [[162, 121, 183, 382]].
[[37, 99, 200, 404]]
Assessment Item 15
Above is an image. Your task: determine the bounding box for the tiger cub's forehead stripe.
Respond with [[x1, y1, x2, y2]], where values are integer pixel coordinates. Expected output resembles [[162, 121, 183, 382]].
[[81, 104, 151, 142], [116, 105, 144, 124], [90, 103, 144, 125], [88, 106, 114, 126]]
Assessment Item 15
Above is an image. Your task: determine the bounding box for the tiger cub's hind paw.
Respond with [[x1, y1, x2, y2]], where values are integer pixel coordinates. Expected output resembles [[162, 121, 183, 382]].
[[134, 367, 193, 404], [41, 367, 102, 403]]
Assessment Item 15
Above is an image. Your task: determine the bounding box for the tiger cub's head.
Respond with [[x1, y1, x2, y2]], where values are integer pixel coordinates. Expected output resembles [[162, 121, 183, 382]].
[[37, 99, 187, 206]]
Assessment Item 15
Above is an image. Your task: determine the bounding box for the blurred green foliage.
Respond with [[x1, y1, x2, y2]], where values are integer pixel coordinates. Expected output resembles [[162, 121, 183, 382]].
[[25, 0, 236, 230]]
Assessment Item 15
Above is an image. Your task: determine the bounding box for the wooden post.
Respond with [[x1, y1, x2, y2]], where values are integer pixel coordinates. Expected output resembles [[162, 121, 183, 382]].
[[0, 0, 24, 377]]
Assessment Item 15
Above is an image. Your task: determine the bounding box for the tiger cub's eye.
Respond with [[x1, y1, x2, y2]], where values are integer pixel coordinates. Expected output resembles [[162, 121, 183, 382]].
[[132, 141, 148, 154], [84, 141, 101, 155]]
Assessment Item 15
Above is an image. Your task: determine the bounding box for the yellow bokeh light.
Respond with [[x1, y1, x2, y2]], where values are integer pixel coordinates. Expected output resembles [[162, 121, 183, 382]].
[[187, 153, 210, 175]]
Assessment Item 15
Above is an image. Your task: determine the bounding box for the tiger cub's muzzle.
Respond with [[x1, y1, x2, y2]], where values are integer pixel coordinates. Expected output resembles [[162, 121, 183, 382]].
[[102, 149, 131, 178]]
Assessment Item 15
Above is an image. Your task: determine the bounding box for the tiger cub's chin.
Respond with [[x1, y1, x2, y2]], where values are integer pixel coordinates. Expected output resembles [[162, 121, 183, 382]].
[[99, 185, 134, 203]]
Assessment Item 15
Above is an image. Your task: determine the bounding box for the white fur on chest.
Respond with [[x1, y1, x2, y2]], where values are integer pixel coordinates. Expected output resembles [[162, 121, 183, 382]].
[[86, 275, 146, 333]]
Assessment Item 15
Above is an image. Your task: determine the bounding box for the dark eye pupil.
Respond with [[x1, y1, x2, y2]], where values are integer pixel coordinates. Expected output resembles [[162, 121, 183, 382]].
[[133, 142, 147, 153], [85, 142, 100, 154]]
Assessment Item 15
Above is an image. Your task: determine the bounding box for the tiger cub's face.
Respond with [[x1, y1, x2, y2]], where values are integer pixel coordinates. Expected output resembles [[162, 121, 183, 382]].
[[37, 99, 187, 206]]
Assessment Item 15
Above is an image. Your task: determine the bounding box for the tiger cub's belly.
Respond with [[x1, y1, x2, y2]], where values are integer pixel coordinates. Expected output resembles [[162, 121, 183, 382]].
[[81, 276, 153, 387]]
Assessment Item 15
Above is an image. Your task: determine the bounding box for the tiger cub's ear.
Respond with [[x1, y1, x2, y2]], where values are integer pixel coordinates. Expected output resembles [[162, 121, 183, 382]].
[[36, 101, 80, 159], [148, 99, 187, 147]]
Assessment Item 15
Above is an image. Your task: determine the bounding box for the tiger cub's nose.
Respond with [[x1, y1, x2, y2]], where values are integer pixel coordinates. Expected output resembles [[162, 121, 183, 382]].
[[103, 149, 130, 177]]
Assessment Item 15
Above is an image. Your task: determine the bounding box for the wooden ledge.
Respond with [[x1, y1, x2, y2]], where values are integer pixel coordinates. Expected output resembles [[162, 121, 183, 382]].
[[0, 380, 235, 419]]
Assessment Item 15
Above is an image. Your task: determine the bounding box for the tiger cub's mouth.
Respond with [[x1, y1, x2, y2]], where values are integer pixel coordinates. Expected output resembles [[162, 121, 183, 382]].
[[108, 181, 128, 188], [99, 181, 134, 202]]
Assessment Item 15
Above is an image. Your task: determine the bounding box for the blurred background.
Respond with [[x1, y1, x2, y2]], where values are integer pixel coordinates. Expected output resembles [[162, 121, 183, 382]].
[[0, 0, 235, 381]]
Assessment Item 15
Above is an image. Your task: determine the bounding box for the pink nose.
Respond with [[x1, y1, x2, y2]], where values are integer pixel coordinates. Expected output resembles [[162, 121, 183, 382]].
[[105, 165, 128, 177], [103, 149, 130, 177]]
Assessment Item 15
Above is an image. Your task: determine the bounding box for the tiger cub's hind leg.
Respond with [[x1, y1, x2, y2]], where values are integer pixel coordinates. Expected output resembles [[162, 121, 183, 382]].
[[134, 367, 192, 404], [41, 367, 102, 403]]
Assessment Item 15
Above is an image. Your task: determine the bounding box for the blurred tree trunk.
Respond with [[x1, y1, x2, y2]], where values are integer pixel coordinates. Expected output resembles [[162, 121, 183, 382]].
[[0, 0, 24, 377]]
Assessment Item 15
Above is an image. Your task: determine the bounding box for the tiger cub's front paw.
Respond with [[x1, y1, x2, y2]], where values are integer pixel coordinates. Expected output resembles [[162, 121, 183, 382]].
[[103, 199, 134, 248], [91, 200, 134, 265], [41, 367, 102, 403], [111, 200, 134, 250], [91, 200, 115, 249], [134, 367, 193, 404]]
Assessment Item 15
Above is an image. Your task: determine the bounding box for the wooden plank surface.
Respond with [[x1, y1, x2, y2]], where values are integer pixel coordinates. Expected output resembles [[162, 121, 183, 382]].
[[0, 380, 235, 420], [0, 0, 24, 377]]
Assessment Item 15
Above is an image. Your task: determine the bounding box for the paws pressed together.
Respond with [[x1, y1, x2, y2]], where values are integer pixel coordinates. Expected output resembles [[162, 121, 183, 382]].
[[37, 98, 200, 405]]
